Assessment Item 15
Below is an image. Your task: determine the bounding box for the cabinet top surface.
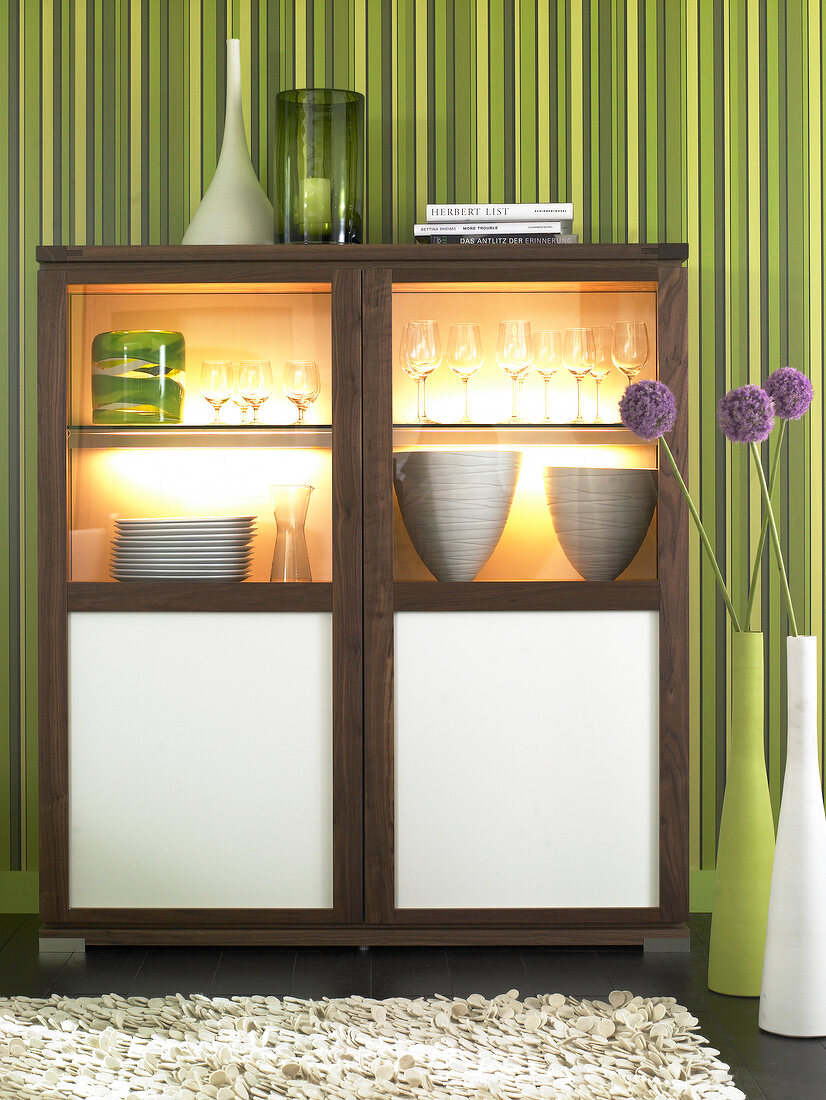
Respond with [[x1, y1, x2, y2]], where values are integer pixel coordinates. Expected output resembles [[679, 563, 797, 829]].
[[37, 242, 689, 266]]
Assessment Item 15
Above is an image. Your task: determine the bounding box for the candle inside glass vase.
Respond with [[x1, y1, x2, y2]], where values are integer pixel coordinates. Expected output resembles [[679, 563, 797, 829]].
[[301, 177, 331, 239]]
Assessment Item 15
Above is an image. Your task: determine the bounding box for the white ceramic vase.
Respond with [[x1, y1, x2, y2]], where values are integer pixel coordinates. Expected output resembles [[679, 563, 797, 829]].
[[543, 467, 657, 581], [759, 635, 826, 1036], [182, 40, 273, 244], [393, 450, 522, 582]]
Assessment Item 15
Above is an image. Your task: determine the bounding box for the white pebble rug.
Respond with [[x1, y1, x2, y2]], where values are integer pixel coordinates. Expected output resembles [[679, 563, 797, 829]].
[[0, 989, 744, 1100]]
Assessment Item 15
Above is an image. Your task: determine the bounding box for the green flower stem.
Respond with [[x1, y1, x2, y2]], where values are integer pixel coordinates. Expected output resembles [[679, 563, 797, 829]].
[[749, 441, 798, 637], [660, 437, 741, 632], [745, 420, 787, 629]]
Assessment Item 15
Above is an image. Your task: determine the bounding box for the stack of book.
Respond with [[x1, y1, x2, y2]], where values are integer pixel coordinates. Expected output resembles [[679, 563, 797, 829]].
[[414, 203, 578, 244]]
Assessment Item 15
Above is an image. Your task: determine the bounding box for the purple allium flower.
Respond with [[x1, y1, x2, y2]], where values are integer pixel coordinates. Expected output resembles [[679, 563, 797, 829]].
[[618, 379, 678, 440], [717, 384, 775, 443], [762, 366, 813, 420]]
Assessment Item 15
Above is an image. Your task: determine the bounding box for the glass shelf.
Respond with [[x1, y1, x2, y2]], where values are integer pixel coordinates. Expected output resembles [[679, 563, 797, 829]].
[[68, 425, 333, 449], [392, 423, 636, 447]]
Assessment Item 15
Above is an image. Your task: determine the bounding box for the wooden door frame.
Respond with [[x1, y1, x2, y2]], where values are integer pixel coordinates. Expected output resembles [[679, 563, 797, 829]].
[[362, 257, 689, 931], [37, 258, 364, 932]]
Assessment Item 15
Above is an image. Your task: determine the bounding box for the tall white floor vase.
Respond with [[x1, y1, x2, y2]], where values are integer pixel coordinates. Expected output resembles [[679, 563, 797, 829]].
[[182, 39, 273, 244], [759, 635, 826, 1036]]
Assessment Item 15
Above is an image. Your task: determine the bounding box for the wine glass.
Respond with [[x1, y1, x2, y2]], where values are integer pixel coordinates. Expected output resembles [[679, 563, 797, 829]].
[[563, 328, 596, 424], [404, 320, 442, 424], [532, 329, 564, 422], [612, 321, 650, 385], [229, 363, 248, 423], [496, 320, 532, 424], [283, 360, 321, 424], [200, 360, 233, 424], [237, 359, 273, 423], [398, 323, 418, 417], [446, 322, 483, 423], [590, 326, 614, 423]]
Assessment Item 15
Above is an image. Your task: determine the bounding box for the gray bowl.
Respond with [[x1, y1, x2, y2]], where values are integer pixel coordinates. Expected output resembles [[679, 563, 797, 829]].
[[543, 467, 657, 581], [393, 450, 523, 582]]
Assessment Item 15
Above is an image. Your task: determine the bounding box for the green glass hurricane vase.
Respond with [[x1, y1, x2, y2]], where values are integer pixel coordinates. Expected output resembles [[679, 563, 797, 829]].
[[274, 88, 365, 243]]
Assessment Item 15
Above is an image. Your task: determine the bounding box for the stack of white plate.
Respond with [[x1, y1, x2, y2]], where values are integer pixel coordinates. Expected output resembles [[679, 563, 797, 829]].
[[110, 516, 256, 581]]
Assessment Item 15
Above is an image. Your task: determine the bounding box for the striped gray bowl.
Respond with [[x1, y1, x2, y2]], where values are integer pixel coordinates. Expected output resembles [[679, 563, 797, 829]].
[[393, 450, 523, 582], [543, 466, 657, 581]]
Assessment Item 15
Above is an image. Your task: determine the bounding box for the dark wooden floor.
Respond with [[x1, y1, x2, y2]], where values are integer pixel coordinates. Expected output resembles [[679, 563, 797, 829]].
[[1, 914, 824, 1098]]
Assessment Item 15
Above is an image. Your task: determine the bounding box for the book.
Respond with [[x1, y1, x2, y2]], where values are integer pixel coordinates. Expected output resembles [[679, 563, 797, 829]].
[[415, 233, 580, 245], [425, 202, 574, 222], [414, 220, 573, 236]]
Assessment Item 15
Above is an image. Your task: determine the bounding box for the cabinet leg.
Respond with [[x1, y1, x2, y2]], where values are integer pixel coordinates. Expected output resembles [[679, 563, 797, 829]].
[[643, 936, 690, 953], [39, 937, 86, 954]]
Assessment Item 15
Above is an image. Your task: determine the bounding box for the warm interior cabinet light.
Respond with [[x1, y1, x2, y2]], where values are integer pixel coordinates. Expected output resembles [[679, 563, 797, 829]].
[[391, 284, 657, 427], [70, 447, 333, 582], [392, 445, 658, 582], [393, 281, 658, 294], [68, 285, 333, 428], [68, 282, 332, 295]]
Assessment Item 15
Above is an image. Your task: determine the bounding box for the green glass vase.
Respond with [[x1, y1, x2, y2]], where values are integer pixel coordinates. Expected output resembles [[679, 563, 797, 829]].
[[91, 330, 185, 424], [274, 89, 364, 243], [707, 631, 776, 996]]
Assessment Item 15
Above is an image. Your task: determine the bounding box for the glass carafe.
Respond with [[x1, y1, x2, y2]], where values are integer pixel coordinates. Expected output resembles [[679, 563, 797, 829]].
[[270, 485, 314, 582]]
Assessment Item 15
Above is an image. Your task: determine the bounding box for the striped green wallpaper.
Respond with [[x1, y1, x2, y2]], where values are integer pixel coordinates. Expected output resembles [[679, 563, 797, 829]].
[[1, 0, 823, 910]]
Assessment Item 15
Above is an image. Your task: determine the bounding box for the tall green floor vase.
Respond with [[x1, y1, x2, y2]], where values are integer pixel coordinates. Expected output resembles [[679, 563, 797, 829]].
[[707, 631, 776, 996]]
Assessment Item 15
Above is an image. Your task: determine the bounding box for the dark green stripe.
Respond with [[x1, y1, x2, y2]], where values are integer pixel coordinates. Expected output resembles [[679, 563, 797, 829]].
[[426, 0, 436, 203], [53, 3, 62, 247], [249, 2, 259, 173], [488, 0, 503, 201], [21, 0, 40, 870], [267, 0, 279, 196], [501, 0, 514, 203], [5, 0, 20, 870], [101, 0, 115, 240], [85, 0, 94, 238], [306, 0, 314, 86], [580, 0, 592, 238], [445, 0, 455, 202], [0, 0, 9, 876], [380, 0, 393, 244], [140, 0, 149, 242], [598, 0, 612, 237]]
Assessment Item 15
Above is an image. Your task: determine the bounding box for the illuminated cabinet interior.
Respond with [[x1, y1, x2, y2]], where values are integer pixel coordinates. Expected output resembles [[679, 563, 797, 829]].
[[38, 243, 688, 947], [68, 284, 334, 582]]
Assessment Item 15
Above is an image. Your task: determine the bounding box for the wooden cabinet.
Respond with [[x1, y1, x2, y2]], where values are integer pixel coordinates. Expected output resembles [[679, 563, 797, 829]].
[[37, 244, 688, 946]]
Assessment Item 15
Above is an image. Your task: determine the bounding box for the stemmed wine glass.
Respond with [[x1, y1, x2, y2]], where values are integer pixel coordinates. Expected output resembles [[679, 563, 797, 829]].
[[399, 322, 431, 423], [200, 360, 233, 424], [590, 326, 614, 424], [398, 322, 415, 413], [563, 328, 596, 424], [229, 363, 248, 423], [612, 321, 650, 385], [496, 320, 532, 424], [446, 322, 483, 423], [283, 360, 321, 424], [238, 359, 273, 423], [532, 329, 564, 422], [404, 320, 442, 424]]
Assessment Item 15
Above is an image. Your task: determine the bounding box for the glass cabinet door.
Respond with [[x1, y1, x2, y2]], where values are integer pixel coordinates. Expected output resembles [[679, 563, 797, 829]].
[[390, 281, 659, 583], [39, 266, 362, 928], [363, 265, 684, 929], [67, 282, 335, 584]]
